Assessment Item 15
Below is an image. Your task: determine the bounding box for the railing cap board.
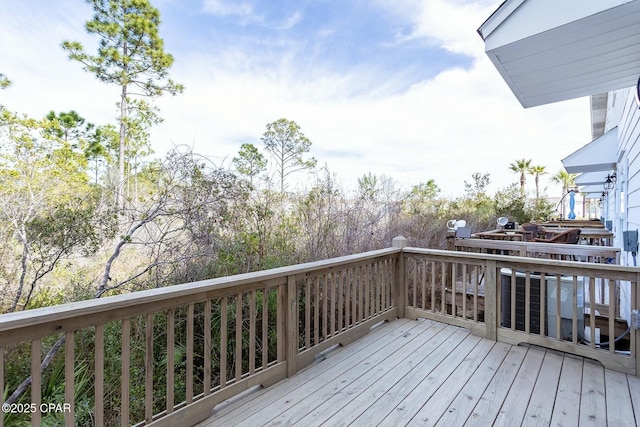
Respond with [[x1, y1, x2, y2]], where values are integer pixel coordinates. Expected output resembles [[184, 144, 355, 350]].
[[403, 247, 637, 278], [0, 247, 400, 342], [454, 238, 619, 257]]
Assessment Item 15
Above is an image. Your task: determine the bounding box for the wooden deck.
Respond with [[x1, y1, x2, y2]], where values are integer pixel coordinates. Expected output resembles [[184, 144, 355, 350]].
[[198, 318, 640, 427]]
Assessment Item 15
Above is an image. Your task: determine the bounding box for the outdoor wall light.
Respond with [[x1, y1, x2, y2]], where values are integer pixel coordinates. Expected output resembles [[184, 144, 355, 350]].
[[603, 172, 617, 192]]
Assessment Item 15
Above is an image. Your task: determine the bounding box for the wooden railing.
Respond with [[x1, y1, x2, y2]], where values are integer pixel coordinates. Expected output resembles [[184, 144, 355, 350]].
[[1, 239, 639, 426], [453, 238, 620, 264], [403, 247, 640, 376], [0, 248, 400, 427]]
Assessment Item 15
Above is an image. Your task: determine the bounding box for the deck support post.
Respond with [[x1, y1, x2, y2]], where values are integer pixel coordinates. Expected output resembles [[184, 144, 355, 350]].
[[286, 274, 298, 377], [392, 236, 408, 319], [484, 260, 498, 341]]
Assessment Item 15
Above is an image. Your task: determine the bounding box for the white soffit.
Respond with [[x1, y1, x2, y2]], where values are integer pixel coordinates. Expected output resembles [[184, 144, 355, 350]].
[[577, 184, 605, 194], [478, 0, 640, 108], [562, 127, 618, 173], [574, 171, 609, 186]]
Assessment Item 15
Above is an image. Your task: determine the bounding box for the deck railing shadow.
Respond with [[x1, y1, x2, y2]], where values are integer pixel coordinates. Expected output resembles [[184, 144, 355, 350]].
[[0, 238, 637, 426]]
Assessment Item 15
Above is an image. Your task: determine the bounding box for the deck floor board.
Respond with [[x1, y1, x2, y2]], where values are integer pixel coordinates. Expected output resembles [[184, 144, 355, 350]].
[[196, 318, 640, 427]]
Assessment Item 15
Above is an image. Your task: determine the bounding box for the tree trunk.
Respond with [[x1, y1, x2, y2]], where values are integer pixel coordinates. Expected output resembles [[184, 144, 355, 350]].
[[9, 228, 29, 313], [118, 84, 127, 211]]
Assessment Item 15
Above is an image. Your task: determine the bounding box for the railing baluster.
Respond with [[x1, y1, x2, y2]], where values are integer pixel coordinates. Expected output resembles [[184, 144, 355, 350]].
[[556, 274, 562, 340], [412, 258, 417, 309], [421, 259, 426, 311], [65, 331, 74, 427], [609, 279, 615, 354], [338, 270, 344, 332], [221, 297, 228, 388], [187, 303, 194, 403], [145, 314, 153, 422], [352, 267, 358, 324], [589, 277, 596, 349], [451, 263, 457, 317], [166, 309, 174, 412], [345, 269, 350, 329], [314, 276, 320, 345], [235, 294, 242, 382], [276, 286, 284, 363], [431, 261, 436, 313], [262, 288, 269, 369], [358, 266, 363, 323], [510, 270, 516, 331], [204, 300, 212, 394], [374, 263, 380, 316], [572, 276, 578, 345], [383, 259, 389, 309], [323, 275, 328, 339], [540, 273, 546, 337], [31, 339, 41, 427], [462, 264, 468, 320], [286, 275, 298, 376], [365, 264, 370, 319], [95, 325, 104, 425], [330, 273, 336, 337], [249, 290, 256, 375], [525, 272, 530, 334], [121, 319, 130, 427], [305, 279, 311, 349], [473, 265, 479, 322], [441, 262, 446, 315]]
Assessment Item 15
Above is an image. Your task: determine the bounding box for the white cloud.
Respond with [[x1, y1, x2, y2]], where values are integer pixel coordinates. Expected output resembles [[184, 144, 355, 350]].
[[149, 0, 591, 197], [1, 0, 593, 199], [201, 0, 253, 17]]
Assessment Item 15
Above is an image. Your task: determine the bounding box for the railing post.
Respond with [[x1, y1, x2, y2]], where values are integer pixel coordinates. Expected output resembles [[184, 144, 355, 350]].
[[484, 260, 498, 341], [286, 274, 298, 377], [392, 236, 408, 319], [445, 230, 456, 251]]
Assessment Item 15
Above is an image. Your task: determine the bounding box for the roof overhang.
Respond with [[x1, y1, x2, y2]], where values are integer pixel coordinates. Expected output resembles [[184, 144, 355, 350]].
[[574, 171, 610, 186], [478, 0, 640, 108], [562, 127, 618, 174], [577, 184, 606, 195]]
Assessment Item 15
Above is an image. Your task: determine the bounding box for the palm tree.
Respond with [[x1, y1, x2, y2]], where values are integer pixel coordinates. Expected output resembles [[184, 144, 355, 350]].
[[529, 165, 547, 200], [551, 170, 577, 218], [509, 158, 532, 194]]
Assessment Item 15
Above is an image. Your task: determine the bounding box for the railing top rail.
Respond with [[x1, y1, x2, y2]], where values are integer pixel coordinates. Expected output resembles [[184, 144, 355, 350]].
[[403, 247, 637, 277], [0, 247, 400, 340], [454, 238, 620, 257]]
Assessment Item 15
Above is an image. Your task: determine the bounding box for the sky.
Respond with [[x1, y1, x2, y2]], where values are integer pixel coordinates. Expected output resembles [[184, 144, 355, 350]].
[[0, 0, 592, 198]]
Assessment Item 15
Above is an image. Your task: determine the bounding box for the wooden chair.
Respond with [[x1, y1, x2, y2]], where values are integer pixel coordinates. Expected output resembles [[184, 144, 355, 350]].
[[521, 223, 542, 241], [534, 228, 581, 244]]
